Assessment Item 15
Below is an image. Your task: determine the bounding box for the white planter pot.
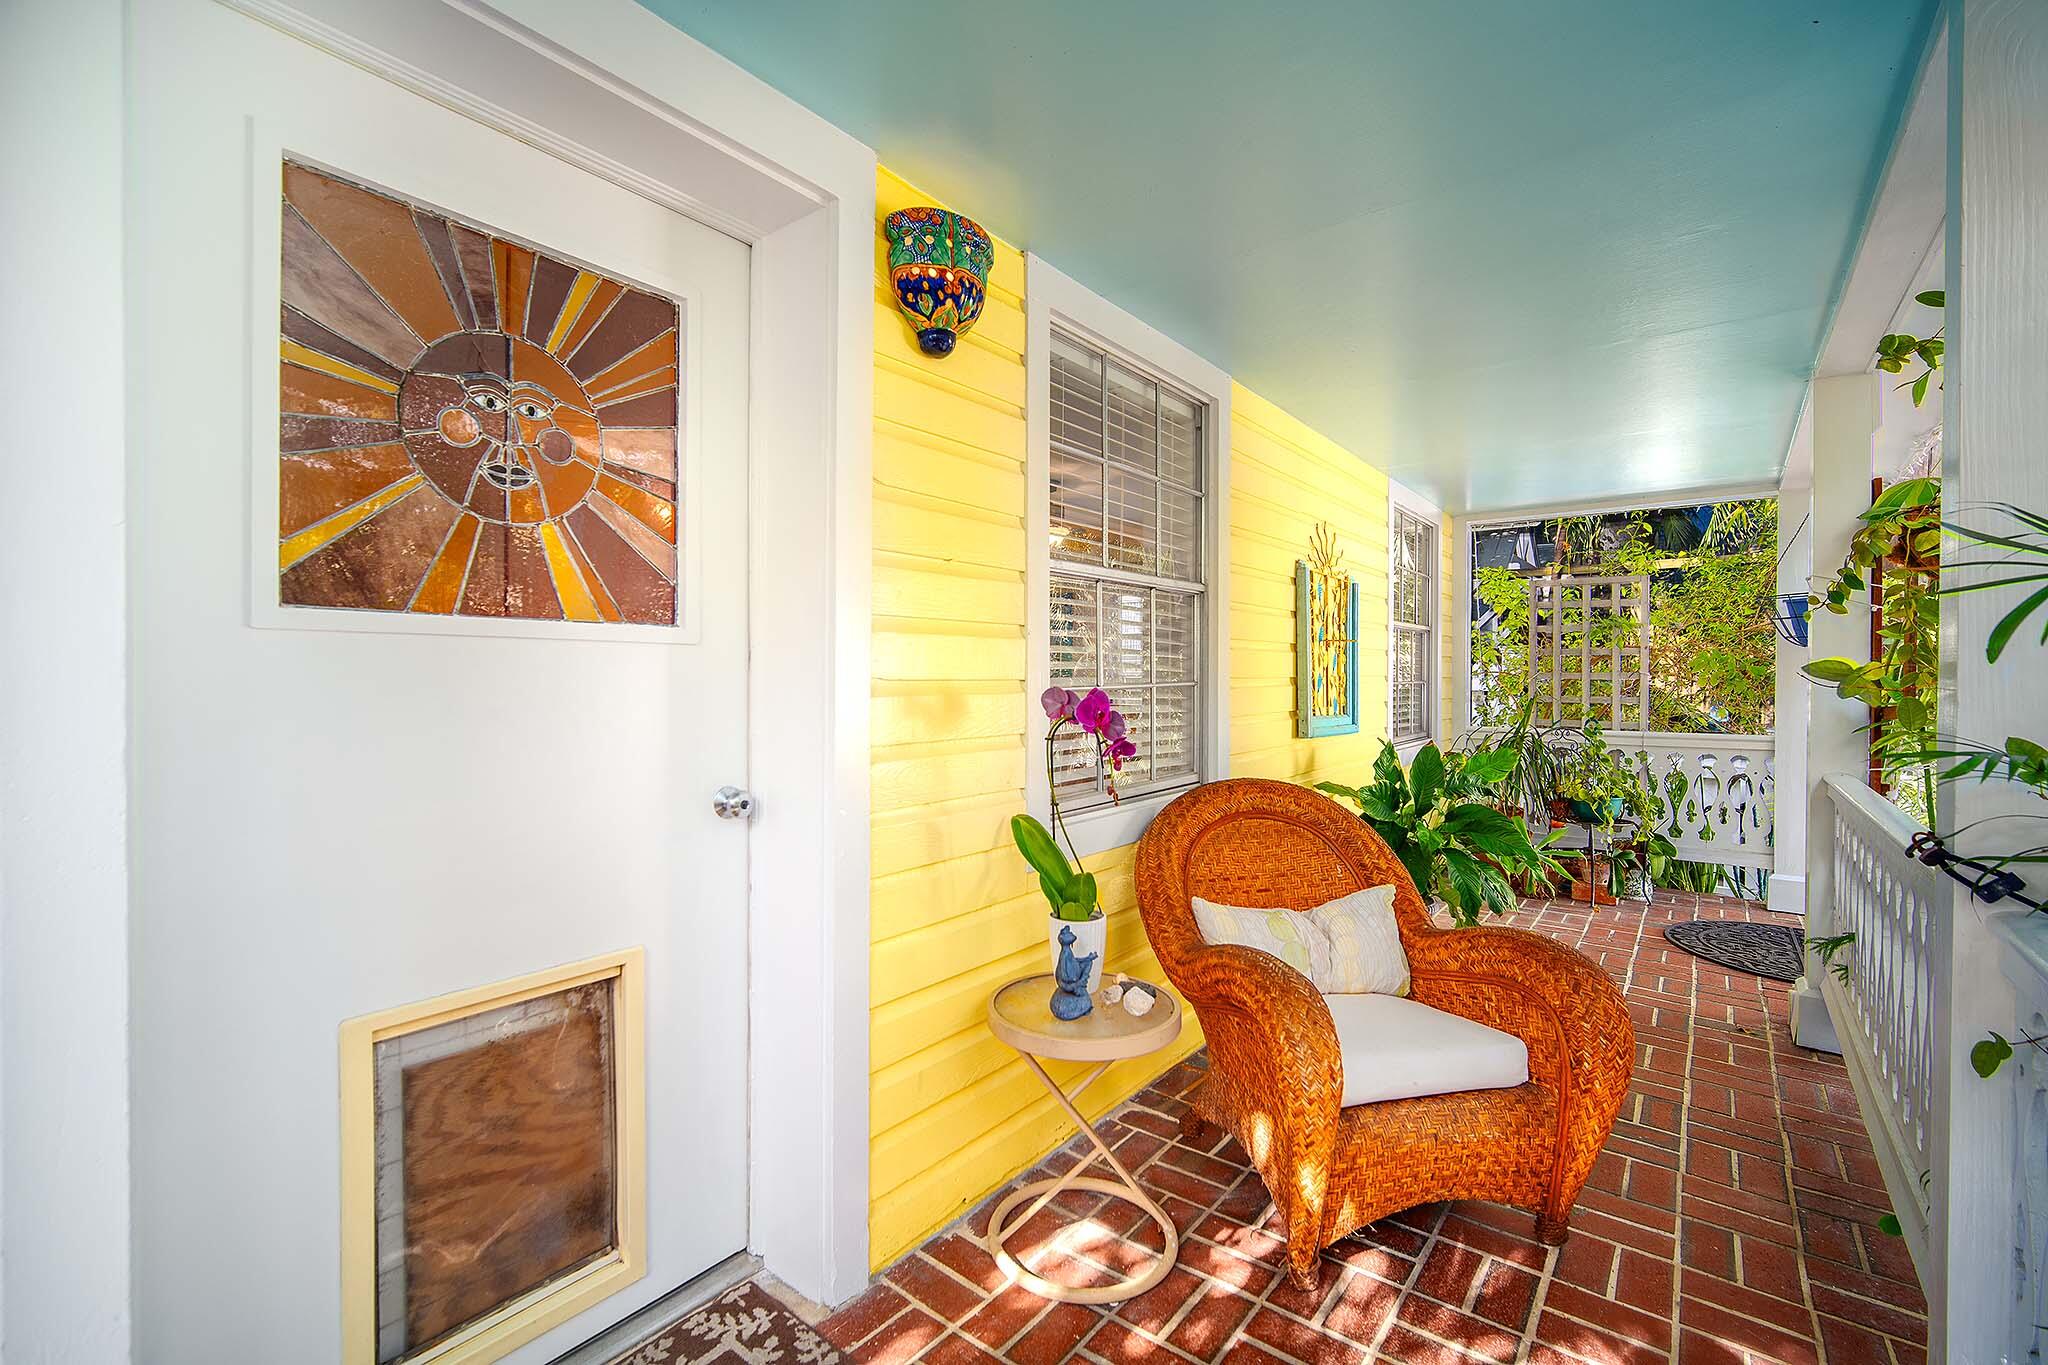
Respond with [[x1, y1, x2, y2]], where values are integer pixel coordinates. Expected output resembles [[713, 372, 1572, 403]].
[[1048, 912, 1107, 995]]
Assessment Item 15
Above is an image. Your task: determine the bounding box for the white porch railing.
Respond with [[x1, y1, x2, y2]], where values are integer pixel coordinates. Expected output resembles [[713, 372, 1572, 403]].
[[1990, 912, 2048, 1362], [1466, 728, 1778, 873], [1618, 733, 1776, 872], [1814, 775, 1941, 1267]]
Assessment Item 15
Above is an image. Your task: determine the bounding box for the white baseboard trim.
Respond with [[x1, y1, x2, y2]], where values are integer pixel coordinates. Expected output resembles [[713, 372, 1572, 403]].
[[1768, 872, 1806, 916]]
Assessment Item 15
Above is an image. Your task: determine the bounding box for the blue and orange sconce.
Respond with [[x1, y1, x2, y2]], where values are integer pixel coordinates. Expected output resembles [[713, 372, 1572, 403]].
[[883, 207, 994, 357]]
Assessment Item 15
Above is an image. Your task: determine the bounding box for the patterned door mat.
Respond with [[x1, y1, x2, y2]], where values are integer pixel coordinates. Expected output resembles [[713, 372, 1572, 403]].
[[605, 1281, 841, 1365], [1662, 920, 1805, 982]]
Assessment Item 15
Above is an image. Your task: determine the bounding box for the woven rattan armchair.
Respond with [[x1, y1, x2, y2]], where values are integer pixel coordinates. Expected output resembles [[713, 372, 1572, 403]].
[[1134, 778, 1634, 1289]]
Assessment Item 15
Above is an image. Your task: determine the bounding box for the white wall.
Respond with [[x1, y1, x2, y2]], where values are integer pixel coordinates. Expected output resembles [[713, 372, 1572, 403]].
[[0, 0, 137, 1360]]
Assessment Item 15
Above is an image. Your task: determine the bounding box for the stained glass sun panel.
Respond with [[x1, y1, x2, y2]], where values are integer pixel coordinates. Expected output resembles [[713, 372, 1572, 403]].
[[276, 161, 683, 626]]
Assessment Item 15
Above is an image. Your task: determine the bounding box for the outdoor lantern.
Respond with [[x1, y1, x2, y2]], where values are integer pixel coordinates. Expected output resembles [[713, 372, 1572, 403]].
[[1772, 593, 1811, 647], [883, 207, 994, 357]]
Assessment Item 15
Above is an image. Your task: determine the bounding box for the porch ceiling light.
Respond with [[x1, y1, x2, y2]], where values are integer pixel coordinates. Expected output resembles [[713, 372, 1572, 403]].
[[883, 207, 993, 357]]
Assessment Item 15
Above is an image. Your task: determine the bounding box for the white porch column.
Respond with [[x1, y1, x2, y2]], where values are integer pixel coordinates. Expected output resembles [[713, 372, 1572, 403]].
[[0, 0, 136, 1358], [1791, 374, 1879, 1052], [1931, 2, 2048, 1358], [1771, 466, 1811, 917]]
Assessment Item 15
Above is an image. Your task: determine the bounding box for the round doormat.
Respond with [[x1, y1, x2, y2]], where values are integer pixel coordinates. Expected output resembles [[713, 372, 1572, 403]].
[[1663, 920, 1805, 983]]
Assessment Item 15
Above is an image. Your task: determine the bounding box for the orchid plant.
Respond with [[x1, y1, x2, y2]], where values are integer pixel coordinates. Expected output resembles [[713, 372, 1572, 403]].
[[1010, 686, 1137, 923]]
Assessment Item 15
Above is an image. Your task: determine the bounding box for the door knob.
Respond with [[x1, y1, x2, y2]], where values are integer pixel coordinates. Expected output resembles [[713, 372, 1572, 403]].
[[712, 785, 757, 820]]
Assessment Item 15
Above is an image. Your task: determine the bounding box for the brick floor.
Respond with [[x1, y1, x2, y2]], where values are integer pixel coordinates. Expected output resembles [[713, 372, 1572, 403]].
[[824, 892, 1928, 1365]]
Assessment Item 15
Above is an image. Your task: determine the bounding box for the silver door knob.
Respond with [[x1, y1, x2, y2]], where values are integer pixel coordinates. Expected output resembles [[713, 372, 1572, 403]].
[[712, 785, 757, 820]]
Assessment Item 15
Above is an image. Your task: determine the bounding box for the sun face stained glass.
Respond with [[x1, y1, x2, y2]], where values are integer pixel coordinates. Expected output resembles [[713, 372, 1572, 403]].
[[275, 161, 683, 626]]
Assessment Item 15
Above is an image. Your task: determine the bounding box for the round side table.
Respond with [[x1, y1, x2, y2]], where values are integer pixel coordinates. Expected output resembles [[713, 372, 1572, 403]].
[[984, 973, 1183, 1303]]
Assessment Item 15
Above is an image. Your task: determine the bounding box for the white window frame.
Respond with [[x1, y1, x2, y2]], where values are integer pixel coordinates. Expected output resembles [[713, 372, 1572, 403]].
[[1389, 481, 1442, 758], [1025, 254, 1231, 858]]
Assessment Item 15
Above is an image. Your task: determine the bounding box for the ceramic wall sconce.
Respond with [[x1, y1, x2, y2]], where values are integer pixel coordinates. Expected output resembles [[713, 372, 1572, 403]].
[[883, 207, 993, 357]]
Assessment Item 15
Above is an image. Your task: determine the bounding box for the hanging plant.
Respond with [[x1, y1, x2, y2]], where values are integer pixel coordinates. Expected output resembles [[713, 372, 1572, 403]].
[[1874, 289, 1945, 406]]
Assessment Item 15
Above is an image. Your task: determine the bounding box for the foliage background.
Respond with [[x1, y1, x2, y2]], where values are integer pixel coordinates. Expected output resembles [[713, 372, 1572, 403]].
[[1470, 499, 1779, 734]]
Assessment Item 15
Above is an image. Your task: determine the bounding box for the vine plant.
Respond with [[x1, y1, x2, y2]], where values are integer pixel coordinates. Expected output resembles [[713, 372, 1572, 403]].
[[1802, 477, 1943, 823], [1874, 289, 1946, 407], [1804, 487, 2048, 1079]]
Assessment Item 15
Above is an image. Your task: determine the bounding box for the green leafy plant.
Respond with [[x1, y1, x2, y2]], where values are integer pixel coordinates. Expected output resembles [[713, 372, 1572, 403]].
[[1655, 858, 1724, 894], [1471, 566, 1536, 728], [1930, 498, 2048, 1078], [1973, 1032, 2018, 1079], [1874, 289, 1945, 407], [1606, 829, 1676, 900], [1804, 477, 1943, 821], [1809, 931, 1857, 986], [1471, 498, 1780, 736], [1472, 698, 1564, 823], [1010, 815, 1099, 923], [1545, 513, 1606, 569], [1804, 487, 2048, 1079], [1943, 501, 2048, 662], [1607, 762, 1678, 897], [1610, 500, 1781, 733], [1550, 722, 1638, 829], [1316, 741, 1565, 927]]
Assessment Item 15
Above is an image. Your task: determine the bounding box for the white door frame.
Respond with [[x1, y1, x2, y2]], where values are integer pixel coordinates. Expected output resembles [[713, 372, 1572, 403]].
[[220, 0, 875, 1307]]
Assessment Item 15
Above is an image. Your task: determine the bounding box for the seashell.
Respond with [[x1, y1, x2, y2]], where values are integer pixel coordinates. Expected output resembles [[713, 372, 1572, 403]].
[[1122, 984, 1156, 1017], [1101, 982, 1124, 1005]]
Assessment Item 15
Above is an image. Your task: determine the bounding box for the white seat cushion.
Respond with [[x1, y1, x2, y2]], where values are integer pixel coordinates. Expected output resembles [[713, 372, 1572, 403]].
[[1322, 992, 1529, 1107]]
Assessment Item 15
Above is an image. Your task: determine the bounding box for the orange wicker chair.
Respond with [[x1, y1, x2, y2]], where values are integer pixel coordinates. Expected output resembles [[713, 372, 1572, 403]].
[[1133, 778, 1634, 1289]]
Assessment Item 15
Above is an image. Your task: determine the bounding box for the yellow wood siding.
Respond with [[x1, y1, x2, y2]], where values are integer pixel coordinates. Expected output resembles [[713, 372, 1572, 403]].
[[868, 167, 1401, 1268], [1442, 513, 1458, 740]]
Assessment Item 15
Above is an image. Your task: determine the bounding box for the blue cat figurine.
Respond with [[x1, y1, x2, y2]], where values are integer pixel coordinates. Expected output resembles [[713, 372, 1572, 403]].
[[1049, 925, 1098, 1021]]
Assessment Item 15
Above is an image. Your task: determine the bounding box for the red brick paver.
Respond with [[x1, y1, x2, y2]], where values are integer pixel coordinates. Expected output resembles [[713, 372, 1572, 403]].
[[822, 893, 1927, 1364]]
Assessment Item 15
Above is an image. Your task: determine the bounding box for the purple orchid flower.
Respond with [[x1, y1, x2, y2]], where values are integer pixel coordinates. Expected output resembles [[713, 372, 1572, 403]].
[[1075, 687, 1112, 734], [1101, 710, 1128, 743], [1107, 736, 1137, 771], [1039, 686, 1078, 723]]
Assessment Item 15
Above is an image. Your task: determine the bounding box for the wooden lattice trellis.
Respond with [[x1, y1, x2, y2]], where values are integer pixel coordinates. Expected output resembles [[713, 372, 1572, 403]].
[[1527, 574, 1650, 730]]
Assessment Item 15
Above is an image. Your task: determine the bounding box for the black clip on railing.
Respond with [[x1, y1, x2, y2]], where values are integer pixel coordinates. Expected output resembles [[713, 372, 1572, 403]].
[[1905, 830, 2042, 910]]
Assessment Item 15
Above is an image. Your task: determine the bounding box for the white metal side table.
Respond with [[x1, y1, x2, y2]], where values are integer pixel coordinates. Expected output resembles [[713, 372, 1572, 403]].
[[983, 973, 1183, 1303]]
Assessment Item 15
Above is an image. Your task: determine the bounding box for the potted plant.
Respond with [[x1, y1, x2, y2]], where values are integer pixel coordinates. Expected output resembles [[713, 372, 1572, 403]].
[[1547, 723, 1640, 904], [1479, 698, 1565, 826], [1604, 760, 1675, 902], [1316, 741, 1565, 927], [1010, 687, 1138, 993], [1607, 823, 1675, 902]]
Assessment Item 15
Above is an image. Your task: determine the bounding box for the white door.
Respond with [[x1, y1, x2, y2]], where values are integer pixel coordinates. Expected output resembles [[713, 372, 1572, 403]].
[[124, 2, 749, 1360]]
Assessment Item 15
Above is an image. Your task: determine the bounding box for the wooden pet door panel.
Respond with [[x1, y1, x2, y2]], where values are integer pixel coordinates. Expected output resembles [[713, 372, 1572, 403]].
[[341, 952, 645, 1365]]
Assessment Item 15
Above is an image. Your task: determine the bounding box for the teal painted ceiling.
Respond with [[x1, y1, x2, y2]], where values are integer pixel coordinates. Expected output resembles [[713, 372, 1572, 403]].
[[641, 1, 1935, 512]]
